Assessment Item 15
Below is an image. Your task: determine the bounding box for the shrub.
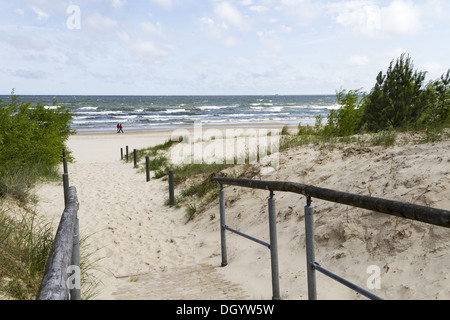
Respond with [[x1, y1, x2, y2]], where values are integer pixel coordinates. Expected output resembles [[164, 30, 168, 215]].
[[0, 92, 73, 199], [362, 54, 430, 131], [322, 89, 364, 137]]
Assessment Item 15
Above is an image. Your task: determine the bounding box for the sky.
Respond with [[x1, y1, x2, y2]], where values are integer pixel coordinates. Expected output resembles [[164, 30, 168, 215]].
[[1, 0, 449, 96]]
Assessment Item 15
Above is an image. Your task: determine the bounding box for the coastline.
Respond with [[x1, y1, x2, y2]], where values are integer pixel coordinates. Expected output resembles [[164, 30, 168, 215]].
[[72, 121, 297, 135]]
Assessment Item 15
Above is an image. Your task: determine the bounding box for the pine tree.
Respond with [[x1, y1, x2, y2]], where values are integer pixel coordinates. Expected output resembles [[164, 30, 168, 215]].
[[362, 54, 428, 131]]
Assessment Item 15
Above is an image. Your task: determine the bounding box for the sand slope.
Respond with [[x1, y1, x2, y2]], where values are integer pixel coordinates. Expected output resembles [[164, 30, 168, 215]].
[[34, 131, 450, 300]]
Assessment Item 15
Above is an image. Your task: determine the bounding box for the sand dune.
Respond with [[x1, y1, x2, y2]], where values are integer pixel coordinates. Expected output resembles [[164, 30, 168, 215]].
[[34, 129, 450, 300]]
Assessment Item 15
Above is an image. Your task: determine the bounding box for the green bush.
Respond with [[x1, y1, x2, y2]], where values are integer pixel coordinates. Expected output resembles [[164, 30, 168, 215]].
[[322, 89, 364, 137], [300, 54, 450, 141], [0, 92, 74, 199], [362, 54, 431, 131]]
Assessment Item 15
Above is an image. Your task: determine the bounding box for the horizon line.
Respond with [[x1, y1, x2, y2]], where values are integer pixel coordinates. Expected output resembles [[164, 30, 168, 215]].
[[0, 93, 339, 97]]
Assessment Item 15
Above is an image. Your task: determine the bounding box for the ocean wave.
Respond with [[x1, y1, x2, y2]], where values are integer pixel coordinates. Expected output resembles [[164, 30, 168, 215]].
[[56, 95, 338, 130], [165, 108, 187, 114], [310, 104, 342, 110], [198, 105, 228, 111], [113, 115, 138, 119], [76, 110, 124, 115], [44, 105, 62, 109]]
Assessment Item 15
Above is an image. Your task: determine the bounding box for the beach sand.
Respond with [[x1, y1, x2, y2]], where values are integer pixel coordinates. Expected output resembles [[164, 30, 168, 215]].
[[33, 127, 450, 300]]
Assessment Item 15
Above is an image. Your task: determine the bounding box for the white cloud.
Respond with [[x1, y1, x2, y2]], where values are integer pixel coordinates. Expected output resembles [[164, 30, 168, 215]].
[[14, 8, 25, 17], [277, 0, 321, 25], [214, 2, 249, 30], [332, 0, 422, 38], [85, 13, 118, 30], [250, 6, 269, 13], [256, 29, 283, 59], [28, 6, 49, 21], [349, 55, 370, 66], [423, 61, 445, 79], [112, 0, 126, 9], [224, 36, 239, 48], [278, 24, 292, 33], [141, 21, 166, 37], [381, 0, 421, 35], [132, 40, 169, 62], [152, 0, 174, 10], [13, 69, 48, 79], [199, 17, 226, 39]]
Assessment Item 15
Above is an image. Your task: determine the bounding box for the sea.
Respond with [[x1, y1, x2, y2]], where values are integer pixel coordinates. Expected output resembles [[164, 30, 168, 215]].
[[1, 95, 339, 133]]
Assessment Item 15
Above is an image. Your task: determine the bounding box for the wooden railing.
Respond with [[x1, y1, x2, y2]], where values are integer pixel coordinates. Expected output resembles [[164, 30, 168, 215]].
[[37, 150, 80, 300]]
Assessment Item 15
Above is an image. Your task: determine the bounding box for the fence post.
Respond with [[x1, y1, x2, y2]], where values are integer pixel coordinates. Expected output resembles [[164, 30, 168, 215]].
[[134, 149, 137, 167], [121, 148, 123, 160], [219, 185, 228, 267], [268, 192, 281, 300], [146, 156, 150, 182], [169, 169, 175, 207], [62, 149, 68, 175], [126, 146, 129, 162], [63, 173, 70, 208], [305, 196, 317, 300], [62, 149, 69, 207], [70, 218, 81, 300]]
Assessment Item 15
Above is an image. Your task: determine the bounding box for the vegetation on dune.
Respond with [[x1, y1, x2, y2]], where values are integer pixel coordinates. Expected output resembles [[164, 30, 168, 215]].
[[0, 91, 74, 201], [300, 54, 449, 140], [0, 92, 81, 300], [129, 54, 449, 223]]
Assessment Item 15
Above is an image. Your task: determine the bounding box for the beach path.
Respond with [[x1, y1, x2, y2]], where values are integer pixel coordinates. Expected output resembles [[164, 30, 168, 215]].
[[35, 132, 249, 300]]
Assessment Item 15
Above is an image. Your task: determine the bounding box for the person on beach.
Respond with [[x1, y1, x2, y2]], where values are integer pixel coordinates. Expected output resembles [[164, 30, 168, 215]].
[[119, 123, 124, 133], [117, 123, 120, 133]]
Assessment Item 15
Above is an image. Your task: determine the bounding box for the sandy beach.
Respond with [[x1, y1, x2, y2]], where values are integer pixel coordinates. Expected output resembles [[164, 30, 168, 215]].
[[33, 126, 450, 300]]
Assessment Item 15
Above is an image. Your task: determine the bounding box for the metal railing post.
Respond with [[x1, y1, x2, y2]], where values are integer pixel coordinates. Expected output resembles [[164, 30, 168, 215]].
[[268, 192, 281, 300], [219, 186, 228, 267], [305, 196, 317, 300]]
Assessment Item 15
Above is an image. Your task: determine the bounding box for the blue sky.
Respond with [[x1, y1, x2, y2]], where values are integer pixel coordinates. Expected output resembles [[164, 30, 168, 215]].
[[1, 0, 449, 95]]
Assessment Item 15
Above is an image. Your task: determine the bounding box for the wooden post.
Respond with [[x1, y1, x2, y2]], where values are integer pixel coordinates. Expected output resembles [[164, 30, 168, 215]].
[[169, 169, 175, 207], [62, 149, 68, 175], [126, 146, 129, 162], [134, 149, 137, 167], [121, 148, 123, 160], [63, 173, 69, 208], [146, 156, 150, 182]]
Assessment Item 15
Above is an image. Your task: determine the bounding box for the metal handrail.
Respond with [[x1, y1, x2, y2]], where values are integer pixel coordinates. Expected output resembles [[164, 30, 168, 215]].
[[212, 176, 450, 300], [218, 185, 281, 300]]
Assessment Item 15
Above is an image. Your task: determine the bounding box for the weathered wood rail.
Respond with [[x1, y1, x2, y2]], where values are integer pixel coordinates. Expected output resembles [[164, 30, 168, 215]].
[[37, 150, 80, 300], [37, 186, 79, 300]]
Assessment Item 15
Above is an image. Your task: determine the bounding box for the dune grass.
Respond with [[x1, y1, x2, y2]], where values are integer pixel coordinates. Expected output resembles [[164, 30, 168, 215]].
[[0, 204, 54, 299], [0, 199, 102, 300]]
